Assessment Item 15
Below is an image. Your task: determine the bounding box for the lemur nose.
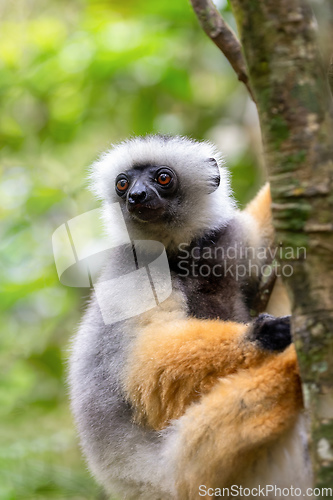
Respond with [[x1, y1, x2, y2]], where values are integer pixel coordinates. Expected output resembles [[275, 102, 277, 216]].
[[128, 189, 147, 205]]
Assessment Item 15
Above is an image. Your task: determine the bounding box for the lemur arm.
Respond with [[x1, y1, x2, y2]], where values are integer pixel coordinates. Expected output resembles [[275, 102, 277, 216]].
[[124, 183, 298, 431], [123, 315, 298, 430], [243, 182, 274, 247], [243, 182, 292, 316]]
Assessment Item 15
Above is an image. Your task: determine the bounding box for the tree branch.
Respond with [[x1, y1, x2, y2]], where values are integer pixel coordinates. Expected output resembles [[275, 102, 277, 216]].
[[190, 0, 255, 101]]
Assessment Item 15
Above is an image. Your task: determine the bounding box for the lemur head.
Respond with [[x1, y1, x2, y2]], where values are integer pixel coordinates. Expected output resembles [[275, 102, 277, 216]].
[[91, 135, 236, 249]]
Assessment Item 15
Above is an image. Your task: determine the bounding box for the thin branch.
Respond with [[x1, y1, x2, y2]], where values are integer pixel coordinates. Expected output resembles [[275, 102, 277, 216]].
[[190, 0, 255, 101], [328, 55, 333, 97]]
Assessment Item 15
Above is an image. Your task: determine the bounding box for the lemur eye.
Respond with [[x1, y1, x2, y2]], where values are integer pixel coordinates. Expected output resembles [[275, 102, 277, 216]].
[[157, 172, 172, 186], [115, 176, 129, 194]]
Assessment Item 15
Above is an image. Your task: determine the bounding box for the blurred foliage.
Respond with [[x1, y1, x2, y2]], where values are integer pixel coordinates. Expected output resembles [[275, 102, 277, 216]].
[[0, 0, 263, 498]]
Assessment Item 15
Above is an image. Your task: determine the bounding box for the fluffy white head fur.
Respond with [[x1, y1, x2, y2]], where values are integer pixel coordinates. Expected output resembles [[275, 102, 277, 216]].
[[90, 135, 237, 250]]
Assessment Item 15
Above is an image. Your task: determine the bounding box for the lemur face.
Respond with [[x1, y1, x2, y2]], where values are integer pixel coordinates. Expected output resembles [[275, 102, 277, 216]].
[[91, 136, 232, 241], [114, 164, 180, 223]]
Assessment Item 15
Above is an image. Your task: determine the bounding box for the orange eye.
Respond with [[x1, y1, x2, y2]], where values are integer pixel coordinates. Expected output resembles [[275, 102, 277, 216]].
[[116, 178, 129, 192], [157, 172, 172, 186]]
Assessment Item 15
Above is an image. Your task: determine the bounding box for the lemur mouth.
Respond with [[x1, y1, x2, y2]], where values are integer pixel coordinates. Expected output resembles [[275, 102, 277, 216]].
[[127, 203, 165, 222]]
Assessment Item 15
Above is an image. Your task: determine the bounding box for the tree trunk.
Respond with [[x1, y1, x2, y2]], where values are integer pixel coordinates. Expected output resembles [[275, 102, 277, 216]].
[[229, 0, 333, 488]]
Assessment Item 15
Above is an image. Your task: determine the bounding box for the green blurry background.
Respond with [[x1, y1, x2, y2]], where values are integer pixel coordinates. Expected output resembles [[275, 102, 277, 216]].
[[0, 0, 265, 498]]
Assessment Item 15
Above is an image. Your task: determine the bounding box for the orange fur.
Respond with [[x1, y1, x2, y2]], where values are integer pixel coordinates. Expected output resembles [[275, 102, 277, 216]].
[[173, 346, 303, 498], [123, 318, 295, 430], [244, 182, 274, 245]]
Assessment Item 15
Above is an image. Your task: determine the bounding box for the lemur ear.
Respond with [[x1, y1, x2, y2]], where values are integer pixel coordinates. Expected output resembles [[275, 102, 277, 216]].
[[207, 158, 220, 193]]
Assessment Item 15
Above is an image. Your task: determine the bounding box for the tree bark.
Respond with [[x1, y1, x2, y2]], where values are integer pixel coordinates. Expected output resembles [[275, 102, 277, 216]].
[[228, 0, 333, 488]]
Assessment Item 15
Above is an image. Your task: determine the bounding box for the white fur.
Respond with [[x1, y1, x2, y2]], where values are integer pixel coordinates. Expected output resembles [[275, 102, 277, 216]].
[[90, 135, 236, 250]]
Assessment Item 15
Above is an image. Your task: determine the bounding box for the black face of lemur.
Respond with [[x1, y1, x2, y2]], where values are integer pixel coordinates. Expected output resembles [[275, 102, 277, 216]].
[[114, 160, 220, 224], [115, 164, 180, 223]]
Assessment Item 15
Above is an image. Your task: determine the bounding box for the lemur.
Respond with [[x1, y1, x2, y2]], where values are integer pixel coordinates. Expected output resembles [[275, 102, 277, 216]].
[[69, 135, 311, 499]]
